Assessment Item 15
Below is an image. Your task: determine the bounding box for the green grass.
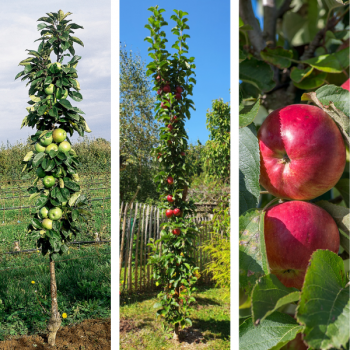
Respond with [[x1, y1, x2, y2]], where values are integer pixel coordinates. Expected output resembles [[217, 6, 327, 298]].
[[120, 286, 230, 349], [0, 244, 111, 340]]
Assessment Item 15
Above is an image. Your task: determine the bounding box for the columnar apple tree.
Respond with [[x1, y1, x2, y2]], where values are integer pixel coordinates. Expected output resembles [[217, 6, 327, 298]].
[[16, 10, 91, 346], [144, 6, 200, 341]]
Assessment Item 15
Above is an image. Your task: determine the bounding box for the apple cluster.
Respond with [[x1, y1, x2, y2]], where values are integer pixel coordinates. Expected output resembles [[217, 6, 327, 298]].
[[258, 104, 345, 289], [34, 128, 73, 230]]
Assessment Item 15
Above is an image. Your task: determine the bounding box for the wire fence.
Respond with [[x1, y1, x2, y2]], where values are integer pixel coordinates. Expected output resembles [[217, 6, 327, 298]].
[[0, 172, 111, 253], [119, 201, 215, 292]]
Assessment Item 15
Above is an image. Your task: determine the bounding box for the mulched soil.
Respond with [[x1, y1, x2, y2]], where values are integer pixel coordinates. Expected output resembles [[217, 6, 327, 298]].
[[0, 319, 111, 350]]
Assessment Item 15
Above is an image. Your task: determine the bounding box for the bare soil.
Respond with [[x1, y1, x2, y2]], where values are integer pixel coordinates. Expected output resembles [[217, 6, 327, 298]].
[[0, 319, 110, 350]]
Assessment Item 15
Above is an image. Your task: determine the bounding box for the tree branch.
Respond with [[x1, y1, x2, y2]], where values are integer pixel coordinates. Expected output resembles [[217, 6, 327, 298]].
[[262, 0, 277, 46], [239, 0, 266, 54], [277, 0, 293, 19]]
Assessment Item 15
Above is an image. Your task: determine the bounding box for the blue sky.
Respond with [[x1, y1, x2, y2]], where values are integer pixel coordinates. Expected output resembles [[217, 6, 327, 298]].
[[120, 0, 230, 145]]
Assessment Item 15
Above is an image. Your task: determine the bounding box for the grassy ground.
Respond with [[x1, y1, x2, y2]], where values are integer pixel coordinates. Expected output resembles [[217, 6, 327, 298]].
[[120, 285, 230, 350], [0, 174, 111, 252], [0, 244, 111, 341]]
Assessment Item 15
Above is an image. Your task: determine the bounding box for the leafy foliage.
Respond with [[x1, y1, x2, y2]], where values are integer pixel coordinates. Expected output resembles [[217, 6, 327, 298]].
[[17, 10, 91, 260], [144, 6, 199, 331]]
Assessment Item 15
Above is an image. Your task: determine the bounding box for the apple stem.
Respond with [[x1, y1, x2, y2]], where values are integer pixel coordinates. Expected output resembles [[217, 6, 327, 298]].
[[262, 197, 279, 212]]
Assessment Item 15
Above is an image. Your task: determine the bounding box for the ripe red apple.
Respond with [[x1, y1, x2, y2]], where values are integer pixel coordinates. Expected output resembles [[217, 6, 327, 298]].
[[157, 89, 162, 95], [167, 140, 172, 145], [172, 116, 178, 123], [163, 85, 171, 93], [258, 104, 346, 200], [167, 195, 174, 202], [167, 176, 174, 185], [265, 201, 339, 289], [281, 333, 307, 350], [176, 86, 183, 93], [181, 152, 185, 156], [175, 93, 182, 100], [167, 124, 173, 131], [173, 228, 181, 235], [173, 208, 181, 216], [166, 209, 174, 218], [341, 78, 350, 91]]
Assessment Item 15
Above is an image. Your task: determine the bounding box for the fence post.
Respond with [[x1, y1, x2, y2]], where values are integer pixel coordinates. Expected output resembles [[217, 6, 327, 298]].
[[134, 203, 142, 293], [119, 202, 129, 290], [128, 203, 138, 292], [123, 202, 134, 290]]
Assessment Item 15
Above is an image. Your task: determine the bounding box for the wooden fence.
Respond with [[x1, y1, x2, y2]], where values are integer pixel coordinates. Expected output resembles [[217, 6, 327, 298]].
[[119, 202, 214, 292]]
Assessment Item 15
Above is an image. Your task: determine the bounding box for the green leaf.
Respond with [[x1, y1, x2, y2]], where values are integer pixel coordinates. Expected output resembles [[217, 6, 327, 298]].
[[239, 99, 260, 128], [334, 47, 350, 70], [239, 57, 276, 92], [33, 152, 46, 167], [70, 91, 83, 102], [260, 47, 293, 69], [324, 0, 349, 9], [153, 302, 162, 309], [23, 151, 34, 162], [239, 312, 303, 350], [31, 218, 43, 229], [335, 179, 350, 207], [239, 210, 266, 294], [251, 274, 300, 324], [58, 99, 73, 110], [239, 49, 246, 63], [68, 192, 81, 206], [70, 36, 84, 47], [293, 70, 327, 90], [290, 66, 313, 83], [35, 195, 48, 209], [304, 53, 344, 73], [296, 250, 350, 350], [239, 124, 260, 215]]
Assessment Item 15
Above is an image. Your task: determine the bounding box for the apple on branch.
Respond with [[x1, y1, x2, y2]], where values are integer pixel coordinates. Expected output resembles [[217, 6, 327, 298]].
[[258, 104, 346, 200], [265, 201, 339, 289]]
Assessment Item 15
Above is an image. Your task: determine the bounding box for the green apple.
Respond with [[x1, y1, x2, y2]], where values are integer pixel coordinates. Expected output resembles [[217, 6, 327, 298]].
[[46, 94, 54, 101], [52, 128, 67, 143], [62, 201, 67, 207], [42, 175, 55, 188], [36, 167, 46, 178], [42, 218, 53, 230], [35, 143, 46, 153], [39, 133, 53, 146], [48, 207, 63, 221], [45, 143, 58, 154], [58, 141, 71, 153], [44, 84, 55, 95], [56, 89, 68, 100], [40, 207, 49, 219]]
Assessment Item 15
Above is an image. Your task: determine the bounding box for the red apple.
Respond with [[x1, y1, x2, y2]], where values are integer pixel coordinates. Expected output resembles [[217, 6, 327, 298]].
[[167, 140, 172, 145], [173, 208, 181, 216], [258, 104, 346, 200], [181, 152, 185, 156], [157, 152, 162, 159], [175, 93, 182, 100], [265, 201, 339, 289], [341, 78, 350, 91], [161, 102, 168, 110], [173, 228, 181, 235], [166, 209, 174, 218], [176, 86, 183, 93], [172, 116, 178, 123], [156, 75, 161, 81], [157, 89, 162, 95], [167, 176, 174, 185], [167, 124, 173, 131], [281, 333, 307, 350], [167, 195, 174, 202], [163, 85, 171, 93]]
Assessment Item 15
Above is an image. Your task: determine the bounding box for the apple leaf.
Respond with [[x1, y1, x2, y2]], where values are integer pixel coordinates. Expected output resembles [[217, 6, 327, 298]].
[[239, 210, 269, 294], [293, 70, 327, 90], [290, 66, 313, 83], [239, 57, 276, 92], [239, 312, 303, 350], [334, 47, 350, 70], [239, 49, 246, 63], [296, 250, 350, 350], [304, 53, 344, 73], [239, 124, 260, 215], [301, 86, 350, 147], [335, 178, 350, 207], [251, 274, 300, 324], [260, 47, 293, 69], [239, 99, 260, 128], [58, 99, 73, 110], [324, 0, 349, 9], [316, 200, 350, 254]]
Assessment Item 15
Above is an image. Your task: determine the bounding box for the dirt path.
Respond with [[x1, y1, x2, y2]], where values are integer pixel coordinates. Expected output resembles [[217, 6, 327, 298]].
[[0, 319, 110, 350]]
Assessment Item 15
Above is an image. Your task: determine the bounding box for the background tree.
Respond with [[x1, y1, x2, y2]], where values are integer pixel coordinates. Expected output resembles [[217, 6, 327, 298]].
[[120, 45, 160, 203]]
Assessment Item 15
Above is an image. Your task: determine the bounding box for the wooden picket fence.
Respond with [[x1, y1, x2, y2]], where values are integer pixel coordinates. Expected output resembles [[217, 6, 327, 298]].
[[119, 201, 214, 292]]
